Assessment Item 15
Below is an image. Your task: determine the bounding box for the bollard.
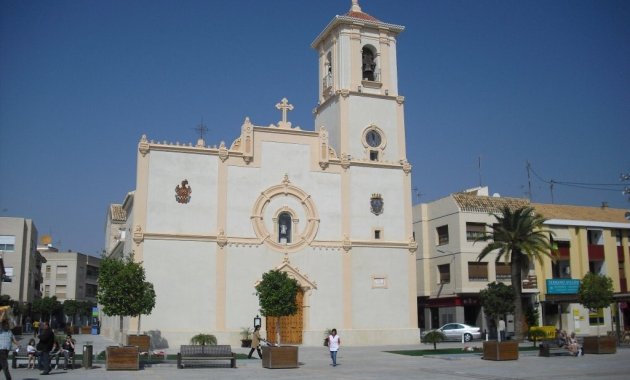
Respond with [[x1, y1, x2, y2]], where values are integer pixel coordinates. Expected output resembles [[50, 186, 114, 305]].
[[83, 345, 93, 369]]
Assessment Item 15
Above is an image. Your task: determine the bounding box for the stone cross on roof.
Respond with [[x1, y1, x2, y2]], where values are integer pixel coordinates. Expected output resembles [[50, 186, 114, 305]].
[[275, 98, 294, 129]]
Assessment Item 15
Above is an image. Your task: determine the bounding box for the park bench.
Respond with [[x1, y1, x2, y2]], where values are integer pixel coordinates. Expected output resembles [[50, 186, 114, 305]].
[[11, 347, 38, 369], [177, 345, 236, 369], [539, 340, 573, 357]]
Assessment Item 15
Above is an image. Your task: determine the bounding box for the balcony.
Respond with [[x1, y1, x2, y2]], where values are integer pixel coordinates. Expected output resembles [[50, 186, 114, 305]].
[[522, 275, 538, 290], [588, 244, 604, 260]]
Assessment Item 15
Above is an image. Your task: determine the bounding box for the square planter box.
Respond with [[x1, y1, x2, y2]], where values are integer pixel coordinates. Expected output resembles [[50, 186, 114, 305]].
[[106, 346, 140, 370], [261, 346, 299, 369], [482, 340, 519, 361], [127, 334, 151, 353], [80, 326, 92, 334], [582, 336, 616, 354]]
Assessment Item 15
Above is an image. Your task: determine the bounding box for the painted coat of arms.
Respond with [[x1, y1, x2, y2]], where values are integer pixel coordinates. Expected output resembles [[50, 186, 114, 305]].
[[175, 179, 192, 204], [370, 193, 384, 215]]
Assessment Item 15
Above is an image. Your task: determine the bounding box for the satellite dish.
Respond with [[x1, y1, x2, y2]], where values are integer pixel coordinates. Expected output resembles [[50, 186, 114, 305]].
[[625, 211, 630, 221]]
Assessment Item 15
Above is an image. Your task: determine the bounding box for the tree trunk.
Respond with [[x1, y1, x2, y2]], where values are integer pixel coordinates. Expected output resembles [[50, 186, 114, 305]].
[[511, 258, 524, 341], [137, 315, 142, 335], [119, 316, 124, 346]]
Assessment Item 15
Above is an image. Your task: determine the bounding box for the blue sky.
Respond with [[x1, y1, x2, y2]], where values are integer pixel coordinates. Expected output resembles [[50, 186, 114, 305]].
[[1, 0, 629, 256]]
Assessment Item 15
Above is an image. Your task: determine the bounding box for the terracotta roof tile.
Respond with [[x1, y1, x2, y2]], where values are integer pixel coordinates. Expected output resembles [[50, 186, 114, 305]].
[[452, 193, 530, 213], [532, 203, 630, 224], [346, 10, 379, 22]]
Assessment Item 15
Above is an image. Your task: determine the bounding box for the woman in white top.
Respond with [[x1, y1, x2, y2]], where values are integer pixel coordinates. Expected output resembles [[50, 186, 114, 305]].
[[328, 328, 341, 367]]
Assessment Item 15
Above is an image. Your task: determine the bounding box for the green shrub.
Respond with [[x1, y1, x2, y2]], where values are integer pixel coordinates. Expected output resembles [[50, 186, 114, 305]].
[[190, 333, 217, 346]]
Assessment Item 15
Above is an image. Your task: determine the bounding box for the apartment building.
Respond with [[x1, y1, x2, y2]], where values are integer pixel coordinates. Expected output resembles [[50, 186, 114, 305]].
[[39, 246, 101, 304], [413, 187, 630, 337], [532, 203, 630, 335], [413, 187, 531, 333], [0, 217, 45, 304]]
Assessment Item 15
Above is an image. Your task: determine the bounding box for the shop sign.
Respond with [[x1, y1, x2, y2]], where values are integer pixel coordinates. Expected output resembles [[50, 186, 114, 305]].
[[546, 279, 580, 294]]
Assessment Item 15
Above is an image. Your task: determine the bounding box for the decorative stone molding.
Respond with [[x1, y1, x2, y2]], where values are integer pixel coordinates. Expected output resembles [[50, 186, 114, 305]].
[[318, 126, 330, 170], [342, 234, 352, 252], [138, 135, 150, 156], [338, 89, 350, 98], [408, 237, 418, 253], [340, 153, 351, 170], [216, 229, 228, 247], [396, 96, 405, 104], [400, 159, 412, 175], [133, 225, 144, 245], [218, 141, 228, 162], [250, 175, 320, 253], [274, 259, 317, 291]]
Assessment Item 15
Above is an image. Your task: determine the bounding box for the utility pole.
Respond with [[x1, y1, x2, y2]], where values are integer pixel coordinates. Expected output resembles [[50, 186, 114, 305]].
[[526, 161, 533, 201]]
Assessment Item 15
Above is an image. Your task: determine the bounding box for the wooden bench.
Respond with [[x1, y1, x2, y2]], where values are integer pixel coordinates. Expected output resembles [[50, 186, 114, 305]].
[[11, 347, 38, 369], [50, 350, 76, 370], [539, 340, 573, 357], [177, 345, 236, 369]]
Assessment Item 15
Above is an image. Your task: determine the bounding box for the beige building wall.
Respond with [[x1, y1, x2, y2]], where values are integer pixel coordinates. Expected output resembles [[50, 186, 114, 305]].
[[0, 217, 43, 305]]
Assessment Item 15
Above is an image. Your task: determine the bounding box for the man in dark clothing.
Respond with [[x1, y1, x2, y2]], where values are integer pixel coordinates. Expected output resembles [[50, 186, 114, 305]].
[[37, 322, 54, 375]]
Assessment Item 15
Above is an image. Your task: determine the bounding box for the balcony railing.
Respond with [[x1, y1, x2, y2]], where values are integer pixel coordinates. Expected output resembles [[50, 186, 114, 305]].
[[522, 275, 538, 289]]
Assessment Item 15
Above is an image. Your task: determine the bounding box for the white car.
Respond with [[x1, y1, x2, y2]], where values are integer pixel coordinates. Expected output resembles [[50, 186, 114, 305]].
[[422, 323, 482, 342]]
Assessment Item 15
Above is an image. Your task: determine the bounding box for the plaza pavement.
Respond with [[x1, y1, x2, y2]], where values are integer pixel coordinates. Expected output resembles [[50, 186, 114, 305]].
[[7, 333, 630, 380]]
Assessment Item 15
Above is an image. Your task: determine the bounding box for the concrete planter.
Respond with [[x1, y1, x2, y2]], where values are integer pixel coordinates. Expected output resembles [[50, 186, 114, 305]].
[[482, 340, 519, 361], [582, 336, 616, 354], [106, 346, 140, 370], [261, 346, 299, 369]]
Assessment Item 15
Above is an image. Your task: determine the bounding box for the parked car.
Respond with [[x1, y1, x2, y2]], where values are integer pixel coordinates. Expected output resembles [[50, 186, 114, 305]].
[[421, 323, 482, 342]]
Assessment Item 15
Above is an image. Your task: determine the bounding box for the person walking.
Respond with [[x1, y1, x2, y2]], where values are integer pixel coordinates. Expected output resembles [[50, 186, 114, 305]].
[[32, 320, 39, 337], [247, 325, 264, 359], [328, 328, 340, 367], [37, 322, 54, 375], [0, 319, 19, 380]]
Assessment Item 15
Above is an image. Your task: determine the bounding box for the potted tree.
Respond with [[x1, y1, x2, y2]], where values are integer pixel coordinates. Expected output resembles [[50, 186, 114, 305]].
[[578, 272, 616, 354], [480, 282, 519, 361], [255, 270, 300, 369], [98, 254, 156, 370]]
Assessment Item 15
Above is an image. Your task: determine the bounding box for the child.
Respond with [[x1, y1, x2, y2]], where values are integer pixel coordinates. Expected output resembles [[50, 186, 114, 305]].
[[26, 338, 37, 369]]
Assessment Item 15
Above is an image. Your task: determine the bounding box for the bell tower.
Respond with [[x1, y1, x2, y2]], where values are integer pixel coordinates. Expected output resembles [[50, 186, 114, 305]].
[[312, 0, 407, 165]]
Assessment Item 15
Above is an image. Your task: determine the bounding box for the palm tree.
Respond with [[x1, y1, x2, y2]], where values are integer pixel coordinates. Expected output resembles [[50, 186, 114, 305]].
[[477, 205, 555, 341]]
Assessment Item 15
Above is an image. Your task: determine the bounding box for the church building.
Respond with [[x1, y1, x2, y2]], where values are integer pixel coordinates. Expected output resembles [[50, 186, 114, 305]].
[[104, 0, 419, 347]]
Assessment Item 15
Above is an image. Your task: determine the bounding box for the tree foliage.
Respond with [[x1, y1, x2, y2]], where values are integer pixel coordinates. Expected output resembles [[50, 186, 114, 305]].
[[97, 255, 156, 341], [423, 330, 446, 350], [578, 272, 614, 311], [63, 300, 79, 326], [255, 270, 299, 318], [477, 205, 554, 340], [480, 281, 515, 321], [32, 296, 62, 323]]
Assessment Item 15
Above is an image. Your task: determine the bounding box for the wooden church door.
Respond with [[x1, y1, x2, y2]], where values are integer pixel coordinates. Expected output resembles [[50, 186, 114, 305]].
[[266, 289, 303, 344]]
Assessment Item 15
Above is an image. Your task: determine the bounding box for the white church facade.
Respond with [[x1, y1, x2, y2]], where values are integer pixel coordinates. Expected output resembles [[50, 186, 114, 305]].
[[104, 1, 419, 347]]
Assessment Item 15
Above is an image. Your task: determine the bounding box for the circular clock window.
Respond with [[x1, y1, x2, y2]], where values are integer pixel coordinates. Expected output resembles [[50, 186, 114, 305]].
[[366, 130, 382, 147]]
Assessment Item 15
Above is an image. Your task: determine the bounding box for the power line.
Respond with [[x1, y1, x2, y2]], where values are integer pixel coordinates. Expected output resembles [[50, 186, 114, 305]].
[[527, 163, 628, 194]]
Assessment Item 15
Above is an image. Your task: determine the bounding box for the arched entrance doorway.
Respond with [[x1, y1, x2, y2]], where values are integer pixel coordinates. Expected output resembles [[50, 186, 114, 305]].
[[266, 289, 303, 344]]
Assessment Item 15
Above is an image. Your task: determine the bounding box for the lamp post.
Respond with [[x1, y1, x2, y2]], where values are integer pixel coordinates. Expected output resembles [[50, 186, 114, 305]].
[[254, 314, 261, 328]]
